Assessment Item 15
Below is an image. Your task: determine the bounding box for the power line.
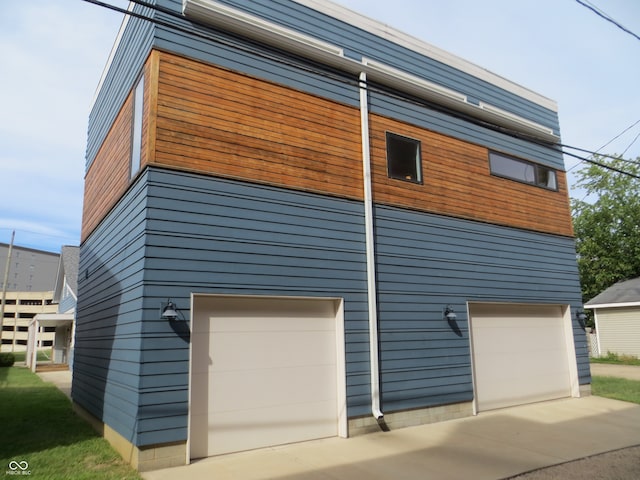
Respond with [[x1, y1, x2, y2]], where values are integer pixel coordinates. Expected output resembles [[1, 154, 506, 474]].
[[561, 150, 640, 180], [567, 118, 640, 172], [621, 130, 640, 157], [575, 0, 640, 42], [561, 144, 640, 165]]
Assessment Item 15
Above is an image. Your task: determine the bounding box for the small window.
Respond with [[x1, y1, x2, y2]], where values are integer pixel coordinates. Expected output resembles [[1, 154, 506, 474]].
[[386, 132, 422, 183], [130, 74, 145, 179], [489, 152, 557, 190]]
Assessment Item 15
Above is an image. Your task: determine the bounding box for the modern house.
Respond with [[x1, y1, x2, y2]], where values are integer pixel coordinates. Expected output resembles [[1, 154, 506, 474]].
[[585, 277, 640, 358], [74, 0, 590, 471]]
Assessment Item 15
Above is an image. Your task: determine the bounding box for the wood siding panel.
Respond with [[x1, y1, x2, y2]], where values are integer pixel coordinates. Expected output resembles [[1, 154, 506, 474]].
[[82, 92, 135, 242], [83, 52, 158, 243], [369, 115, 574, 237], [152, 52, 363, 200]]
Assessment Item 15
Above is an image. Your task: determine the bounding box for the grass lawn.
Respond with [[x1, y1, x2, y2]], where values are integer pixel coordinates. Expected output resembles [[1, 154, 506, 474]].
[[590, 352, 640, 366], [592, 376, 640, 405], [0, 366, 141, 479]]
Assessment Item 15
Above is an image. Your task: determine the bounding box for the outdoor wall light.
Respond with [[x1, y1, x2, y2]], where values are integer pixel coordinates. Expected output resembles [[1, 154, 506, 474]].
[[444, 306, 457, 322], [161, 299, 179, 321], [576, 310, 587, 322]]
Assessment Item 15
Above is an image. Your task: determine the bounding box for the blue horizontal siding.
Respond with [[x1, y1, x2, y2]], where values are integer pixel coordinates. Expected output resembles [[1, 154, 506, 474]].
[[373, 203, 588, 412], [134, 168, 371, 444], [77, 166, 586, 446], [58, 293, 76, 314], [73, 174, 148, 445]]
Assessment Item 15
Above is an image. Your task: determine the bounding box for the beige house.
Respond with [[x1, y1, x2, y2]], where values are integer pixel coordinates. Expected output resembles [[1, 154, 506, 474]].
[[585, 277, 640, 358]]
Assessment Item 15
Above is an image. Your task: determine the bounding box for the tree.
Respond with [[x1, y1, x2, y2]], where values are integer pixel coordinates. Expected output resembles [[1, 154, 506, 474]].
[[571, 155, 640, 308]]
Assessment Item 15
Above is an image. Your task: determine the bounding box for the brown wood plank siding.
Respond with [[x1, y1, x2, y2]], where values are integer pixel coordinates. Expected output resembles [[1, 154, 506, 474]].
[[369, 115, 574, 237], [81, 92, 135, 242], [82, 53, 157, 242], [152, 52, 363, 199], [83, 48, 572, 242]]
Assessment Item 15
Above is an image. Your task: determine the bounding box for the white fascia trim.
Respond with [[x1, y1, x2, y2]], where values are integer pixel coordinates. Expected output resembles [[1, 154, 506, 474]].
[[584, 302, 640, 310], [183, 0, 344, 58], [363, 57, 468, 105], [478, 102, 559, 141], [293, 0, 557, 113], [363, 59, 559, 143]]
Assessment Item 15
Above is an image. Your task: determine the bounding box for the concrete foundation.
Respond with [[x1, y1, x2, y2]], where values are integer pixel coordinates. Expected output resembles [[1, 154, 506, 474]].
[[348, 401, 474, 437], [72, 402, 187, 471]]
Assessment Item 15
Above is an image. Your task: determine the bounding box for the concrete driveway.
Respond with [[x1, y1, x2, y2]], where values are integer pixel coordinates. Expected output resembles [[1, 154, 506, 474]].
[[590, 363, 640, 380], [142, 396, 640, 480]]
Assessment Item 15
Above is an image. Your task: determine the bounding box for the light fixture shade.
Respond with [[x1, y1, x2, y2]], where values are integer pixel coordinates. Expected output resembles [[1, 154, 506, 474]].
[[576, 310, 587, 322], [444, 306, 457, 322], [162, 301, 178, 320]]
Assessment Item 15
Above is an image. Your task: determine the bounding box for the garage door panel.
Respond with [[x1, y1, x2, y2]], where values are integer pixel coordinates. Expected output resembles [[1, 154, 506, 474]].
[[211, 331, 336, 370], [470, 303, 572, 412], [209, 399, 338, 456], [190, 295, 343, 459], [211, 365, 338, 413]]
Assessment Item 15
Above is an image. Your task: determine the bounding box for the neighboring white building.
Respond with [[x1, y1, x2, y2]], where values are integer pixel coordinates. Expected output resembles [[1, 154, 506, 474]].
[[585, 277, 640, 358]]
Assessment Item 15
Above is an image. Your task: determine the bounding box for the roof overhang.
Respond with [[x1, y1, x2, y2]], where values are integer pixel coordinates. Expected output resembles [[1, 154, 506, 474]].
[[32, 313, 74, 327], [584, 302, 640, 310]]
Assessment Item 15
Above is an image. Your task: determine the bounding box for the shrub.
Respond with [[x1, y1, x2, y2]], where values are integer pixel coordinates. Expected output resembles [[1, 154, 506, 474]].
[[0, 352, 15, 367]]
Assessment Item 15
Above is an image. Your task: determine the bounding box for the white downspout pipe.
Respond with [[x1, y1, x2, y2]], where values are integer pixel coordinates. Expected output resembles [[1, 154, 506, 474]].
[[359, 72, 383, 420]]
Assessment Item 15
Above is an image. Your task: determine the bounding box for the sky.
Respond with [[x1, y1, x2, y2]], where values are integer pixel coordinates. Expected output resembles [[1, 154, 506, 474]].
[[1, 0, 639, 253]]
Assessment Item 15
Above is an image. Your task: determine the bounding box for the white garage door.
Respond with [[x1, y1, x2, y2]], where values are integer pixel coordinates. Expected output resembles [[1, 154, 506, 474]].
[[470, 303, 576, 412], [190, 295, 346, 458]]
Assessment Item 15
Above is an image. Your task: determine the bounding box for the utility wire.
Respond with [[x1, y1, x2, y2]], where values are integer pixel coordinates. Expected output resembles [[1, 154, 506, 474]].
[[82, 0, 640, 181], [567, 118, 640, 171], [621, 130, 640, 157], [575, 0, 640, 42], [561, 150, 640, 179], [561, 144, 640, 165]]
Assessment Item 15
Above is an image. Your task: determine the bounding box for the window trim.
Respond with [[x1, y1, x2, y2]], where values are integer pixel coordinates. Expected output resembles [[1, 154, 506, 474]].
[[489, 151, 558, 191], [385, 131, 423, 184], [130, 74, 144, 180]]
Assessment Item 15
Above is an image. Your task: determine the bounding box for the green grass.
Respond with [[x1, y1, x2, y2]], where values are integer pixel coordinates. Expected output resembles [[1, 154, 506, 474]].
[[592, 376, 640, 405], [0, 366, 141, 479], [590, 351, 640, 366]]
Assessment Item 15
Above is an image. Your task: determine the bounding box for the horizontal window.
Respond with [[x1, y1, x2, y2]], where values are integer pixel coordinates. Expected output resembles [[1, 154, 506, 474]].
[[489, 152, 557, 190]]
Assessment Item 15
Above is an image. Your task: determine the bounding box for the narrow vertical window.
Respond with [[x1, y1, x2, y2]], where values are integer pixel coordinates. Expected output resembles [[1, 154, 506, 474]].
[[386, 132, 422, 183], [130, 75, 144, 179]]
